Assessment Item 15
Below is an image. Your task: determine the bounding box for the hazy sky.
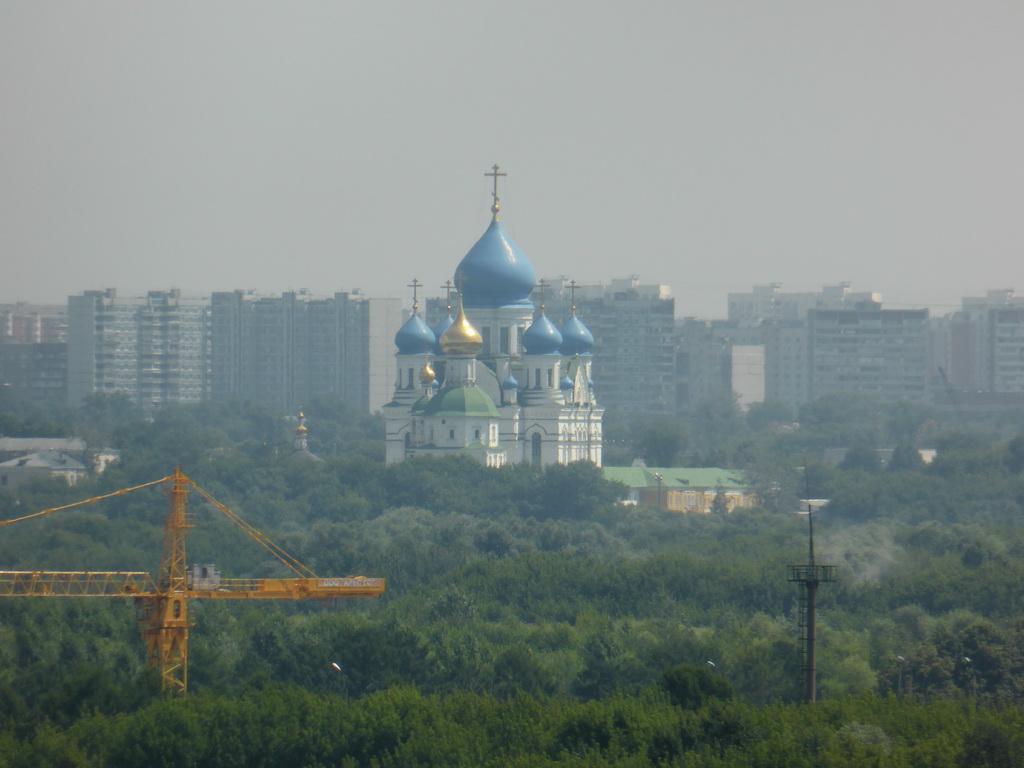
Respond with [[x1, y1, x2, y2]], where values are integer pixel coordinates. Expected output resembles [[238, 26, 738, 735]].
[[2, 1, 1021, 318]]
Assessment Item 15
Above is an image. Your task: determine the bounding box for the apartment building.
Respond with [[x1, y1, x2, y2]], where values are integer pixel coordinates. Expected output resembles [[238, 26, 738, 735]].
[[210, 290, 402, 413], [537, 277, 677, 417], [67, 289, 208, 407], [809, 308, 930, 402]]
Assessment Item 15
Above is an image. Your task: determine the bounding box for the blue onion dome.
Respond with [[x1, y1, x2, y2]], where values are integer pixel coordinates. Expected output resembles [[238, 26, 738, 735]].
[[395, 312, 436, 354], [559, 312, 594, 355], [455, 219, 537, 309], [560, 375, 573, 390], [440, 296, 484, 357], [432, 378, 440, 391], [502, 373, 520, 391], [431, 309, 454, 355], [521, 309, 563, 355]]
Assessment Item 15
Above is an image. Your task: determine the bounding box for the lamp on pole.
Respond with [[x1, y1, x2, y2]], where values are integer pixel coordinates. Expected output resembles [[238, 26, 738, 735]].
[[894, 655, 906, 699], [654, 472, 664, 508]]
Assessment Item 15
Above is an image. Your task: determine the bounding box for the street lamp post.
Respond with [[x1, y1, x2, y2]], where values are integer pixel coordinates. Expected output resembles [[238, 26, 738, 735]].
[[895, 655, 906, 699]]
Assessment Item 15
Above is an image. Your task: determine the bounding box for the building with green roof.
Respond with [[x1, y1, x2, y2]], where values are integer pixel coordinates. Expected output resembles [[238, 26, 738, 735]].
[[602, 465, 757, 513]]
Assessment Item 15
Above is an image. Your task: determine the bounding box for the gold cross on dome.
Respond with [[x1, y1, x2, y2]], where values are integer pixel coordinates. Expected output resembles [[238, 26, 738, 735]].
[[484, 164, 507, 220], [441, 279, 454, 305], [407, 278, 422, 312]]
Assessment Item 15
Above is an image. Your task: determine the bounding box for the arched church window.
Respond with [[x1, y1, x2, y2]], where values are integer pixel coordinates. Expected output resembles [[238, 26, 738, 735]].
[[531, 433, 542, 464]]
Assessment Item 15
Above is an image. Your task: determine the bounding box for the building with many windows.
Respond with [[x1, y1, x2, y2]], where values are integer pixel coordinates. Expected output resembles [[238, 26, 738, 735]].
[[0, 342, 67, 402], [0, 302, 66, 344], [727, 283, 881, 325], [67, 289, 209, 407], [809, 308, 931, 402], [210, 289, 401, 413], [535, 277, 675, 418], [940, 290, 1024, 394]]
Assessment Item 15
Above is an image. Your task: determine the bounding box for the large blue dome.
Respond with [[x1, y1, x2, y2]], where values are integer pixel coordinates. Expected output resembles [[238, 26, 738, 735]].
[[560, 314, 594, 355], [394, 314, 436, 354], [522, 313, 563, 355], [455, 220, 536, 309]]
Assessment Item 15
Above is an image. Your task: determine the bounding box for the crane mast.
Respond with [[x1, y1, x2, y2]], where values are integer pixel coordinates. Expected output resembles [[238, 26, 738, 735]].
[[0, 467, 384, 694], [139, 467, 192, 694]]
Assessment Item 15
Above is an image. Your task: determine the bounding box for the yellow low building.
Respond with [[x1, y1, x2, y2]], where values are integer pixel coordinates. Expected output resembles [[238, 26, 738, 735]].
[[602, 466, 758, 513]]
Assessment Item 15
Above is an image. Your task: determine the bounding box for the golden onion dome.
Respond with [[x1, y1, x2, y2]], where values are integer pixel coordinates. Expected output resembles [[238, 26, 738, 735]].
[[295, 410, 308, 434], [439, 297, 483, 357], [419, 359, 436, 385]]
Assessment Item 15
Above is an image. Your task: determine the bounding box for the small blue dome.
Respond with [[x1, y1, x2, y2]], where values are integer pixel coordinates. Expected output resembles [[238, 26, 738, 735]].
[[502, 373, 520, 390], [560, 314, 594, 355], [394, 314, 436, 354], [559, 375, 573, 390], [431, 312, 454, 355], [432, 379, 440, 391], [522, 313, 563, 355], [455, 220, 537, 309]]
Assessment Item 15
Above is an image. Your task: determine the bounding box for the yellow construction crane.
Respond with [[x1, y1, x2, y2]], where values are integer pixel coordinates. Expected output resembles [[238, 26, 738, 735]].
[[0, 467, 384, 695]]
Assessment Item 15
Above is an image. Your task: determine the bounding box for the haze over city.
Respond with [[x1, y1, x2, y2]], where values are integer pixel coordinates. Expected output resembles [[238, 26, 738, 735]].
[[3, 1, 1021, 318]]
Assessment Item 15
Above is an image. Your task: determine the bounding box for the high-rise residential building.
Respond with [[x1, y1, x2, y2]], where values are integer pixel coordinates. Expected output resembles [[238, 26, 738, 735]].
[[809, 308, 930, 402], [727, 283, 881, 325], [710, 284, 900, 410], [674, 319, 764, 414], [533, 277, 676, 418], [210, 290, 401, 413], [0, 303, 66, 344], [942, 290, 1024, 394], [761, 321, 810, 410], [0, 342, 67, 402], [67, 289, 209, 407]]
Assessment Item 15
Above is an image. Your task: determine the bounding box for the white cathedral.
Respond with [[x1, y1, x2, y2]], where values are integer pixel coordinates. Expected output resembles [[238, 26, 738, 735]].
[[383, 169, 603, 467]]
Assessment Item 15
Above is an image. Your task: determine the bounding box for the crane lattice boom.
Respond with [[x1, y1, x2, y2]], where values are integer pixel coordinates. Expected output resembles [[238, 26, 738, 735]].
[[0, 467, 384, 694]]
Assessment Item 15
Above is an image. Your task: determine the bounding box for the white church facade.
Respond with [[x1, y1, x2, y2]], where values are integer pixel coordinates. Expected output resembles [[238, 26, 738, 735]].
[[383, 168, 603, 467]]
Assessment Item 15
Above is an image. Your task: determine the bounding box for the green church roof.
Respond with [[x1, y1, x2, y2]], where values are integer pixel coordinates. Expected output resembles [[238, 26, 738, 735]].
[[602, 466, 749, 490], [421, 386, 500, 418]]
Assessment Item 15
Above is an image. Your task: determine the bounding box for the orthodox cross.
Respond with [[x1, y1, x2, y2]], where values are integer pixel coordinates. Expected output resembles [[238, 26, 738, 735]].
[[440, 279, 454, 312], [569, 279, 578, 313], [407, 278, 422, 312], [536, 278, 548, 313], [485, 164, 507, 219]]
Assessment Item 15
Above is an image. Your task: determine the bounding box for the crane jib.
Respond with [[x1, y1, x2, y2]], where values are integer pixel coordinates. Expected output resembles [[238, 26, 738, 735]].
[[0, 467, 385, 693]]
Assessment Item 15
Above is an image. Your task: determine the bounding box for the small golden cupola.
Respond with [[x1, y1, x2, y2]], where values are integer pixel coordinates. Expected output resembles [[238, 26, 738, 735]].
[[439, 296, 483, 358], [418, 358, 436, 387]]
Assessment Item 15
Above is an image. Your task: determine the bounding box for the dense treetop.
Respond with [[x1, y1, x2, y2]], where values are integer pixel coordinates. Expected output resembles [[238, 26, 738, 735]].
[[3, 389, 1024, 765]]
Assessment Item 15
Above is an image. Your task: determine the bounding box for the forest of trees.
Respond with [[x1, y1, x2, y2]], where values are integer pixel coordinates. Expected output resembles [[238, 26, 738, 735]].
[[3, 388, 1024, 765]]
